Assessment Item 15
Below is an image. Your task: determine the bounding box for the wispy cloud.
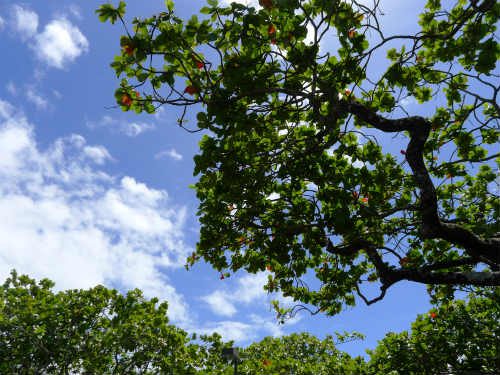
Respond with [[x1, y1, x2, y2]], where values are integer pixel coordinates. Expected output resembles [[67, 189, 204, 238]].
[[155, 149, 183, 161], [26, 85, 49, 110], [68, 4, 82, 20], [32, 17, 89, 69], [6, 82, 17, 96], [87, 115, 155, 137], [0, 98, 192, 325], [52, 89, 62, 99], [12, 5, 38, 39]]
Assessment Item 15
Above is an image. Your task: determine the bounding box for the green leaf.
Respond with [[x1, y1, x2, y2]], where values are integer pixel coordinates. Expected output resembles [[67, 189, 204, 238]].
[[165, 0, 174, 12]]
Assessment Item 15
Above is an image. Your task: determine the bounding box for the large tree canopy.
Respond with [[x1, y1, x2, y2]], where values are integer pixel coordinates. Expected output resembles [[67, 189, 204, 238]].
[[96, 0, 499, 319], [0, 269, 199, 375]]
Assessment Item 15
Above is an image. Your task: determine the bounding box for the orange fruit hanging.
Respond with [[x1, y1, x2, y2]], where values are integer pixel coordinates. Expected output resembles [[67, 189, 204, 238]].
[[184, 85, 197, 95]]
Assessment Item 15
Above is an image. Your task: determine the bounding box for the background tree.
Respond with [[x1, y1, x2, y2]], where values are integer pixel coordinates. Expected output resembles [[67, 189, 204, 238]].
[[365, 288, 499, 374], [0, 269, 202, 375], [96, 0, 499, 320], [0, 270, 366, 375], [235, 332, 368, 375], [1, 270, 497, 374]]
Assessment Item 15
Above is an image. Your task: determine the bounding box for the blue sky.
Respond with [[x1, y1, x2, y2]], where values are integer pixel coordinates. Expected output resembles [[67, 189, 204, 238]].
[[0, 0, 494, 363]]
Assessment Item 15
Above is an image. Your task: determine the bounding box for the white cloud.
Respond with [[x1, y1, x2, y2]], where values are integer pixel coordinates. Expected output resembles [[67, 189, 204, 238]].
[[87, 116, 155, 137], [6, 82, 17, 96], [12, 5, 38, 39], [0, 98, 193, 325], [235, 272, 269, 303], [155, 149, 183, 161], [201, 272, 271, 317], [196, 321, 258, 343], [82, 145, 112, 165], [201, 290, 237, 317], [26, 86, 49, 110], [33, 18, 89, 69], [0, 15, 5, 29], [249, 314, 285, 337], [121, 121, 155, 136]]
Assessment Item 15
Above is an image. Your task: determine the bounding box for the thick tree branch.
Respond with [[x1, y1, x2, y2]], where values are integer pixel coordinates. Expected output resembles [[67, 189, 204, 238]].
[[328, 99, 500, 266]]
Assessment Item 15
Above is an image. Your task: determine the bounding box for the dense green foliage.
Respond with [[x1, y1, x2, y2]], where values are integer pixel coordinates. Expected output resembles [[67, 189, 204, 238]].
[[0, 270, 198, 374], [1, 270, 498, 374], [366, 288, 500, 374], [96, 0, 499, 321]]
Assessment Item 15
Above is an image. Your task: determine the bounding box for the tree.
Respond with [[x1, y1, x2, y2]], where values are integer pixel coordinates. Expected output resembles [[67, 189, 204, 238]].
[[96, 0, 500, 320], [0, 269, 202, 375], [1, 271, 497, 375], [366, 288, 500, 374], [235, 332, 368, 375], [0, 270, 368, 375]]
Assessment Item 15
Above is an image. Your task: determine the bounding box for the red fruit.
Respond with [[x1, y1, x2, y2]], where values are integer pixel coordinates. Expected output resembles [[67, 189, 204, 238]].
[[400, 150, 406, 155], [271, 39, 276, 45], [361, 197, 368, 203], [196, 61, 205, 69], [123, 45, 134, 55], [271, 234, 275, 240], [348, 29, 355, 38], [260, 0, 274, 8], [121, 94, 132, 107], [238, 237, 244, 243], [416, 56, 423, 62], [263, 360, 271, 366], [220, 274, 225, 280], [266, 265, 271, 271], [135, 91, 140, 97], [268, 24, 276, 35], [430, 312, 436, 318], [446, 174, 452, 179], [399, 257, 409, 265], [345, 89, 351, 95], [184, 85, 196, 95]]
